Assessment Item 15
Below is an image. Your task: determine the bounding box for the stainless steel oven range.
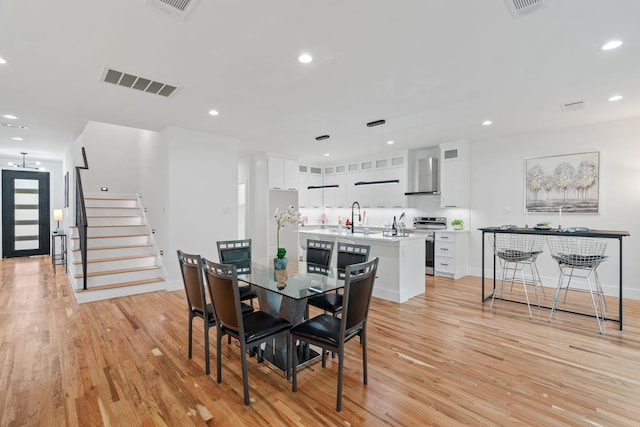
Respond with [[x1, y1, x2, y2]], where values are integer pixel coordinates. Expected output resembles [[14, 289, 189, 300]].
[[413, 217, 447, 275]]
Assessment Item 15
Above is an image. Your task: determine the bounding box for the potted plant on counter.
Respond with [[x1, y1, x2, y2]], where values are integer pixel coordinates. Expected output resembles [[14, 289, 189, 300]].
[[451, 219, 464, 230]]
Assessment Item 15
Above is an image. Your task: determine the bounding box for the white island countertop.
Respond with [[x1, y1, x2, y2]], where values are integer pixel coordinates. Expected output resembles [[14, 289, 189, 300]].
[[299, 227, 426, 243], [298, 227, 426, 303]]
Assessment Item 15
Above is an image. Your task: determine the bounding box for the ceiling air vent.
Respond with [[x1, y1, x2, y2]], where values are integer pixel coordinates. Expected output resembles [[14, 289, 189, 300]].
[[561, 101, 586, 112], [100, 67, 180, 98], [505, 0, 546, 17], [146, 0, 199, 18]]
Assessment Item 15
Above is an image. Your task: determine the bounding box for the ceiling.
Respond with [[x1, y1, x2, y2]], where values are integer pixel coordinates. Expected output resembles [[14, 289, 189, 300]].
[[1, 0, 639, 164]]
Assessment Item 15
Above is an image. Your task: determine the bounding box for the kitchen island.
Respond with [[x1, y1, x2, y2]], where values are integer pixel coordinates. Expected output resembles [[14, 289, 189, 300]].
[[298, 228, 426, 303]]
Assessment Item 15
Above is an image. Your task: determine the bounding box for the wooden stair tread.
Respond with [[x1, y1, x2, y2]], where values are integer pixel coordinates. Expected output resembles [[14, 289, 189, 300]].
[[75, 277, 165, 293], [72, 244, 153, 252], [69, 224, 146, 228], [73, 254, 156, 265], [71, 234, 148, 240], [74, 265, 160, 279], [87, 215, 143, 218], [85, 197, 137, 201], [85, 206, 138, 209]]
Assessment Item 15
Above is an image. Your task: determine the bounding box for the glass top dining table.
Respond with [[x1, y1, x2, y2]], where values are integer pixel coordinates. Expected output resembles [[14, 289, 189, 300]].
[[236, 258, 345, 373], [237, 258, 345, 300]]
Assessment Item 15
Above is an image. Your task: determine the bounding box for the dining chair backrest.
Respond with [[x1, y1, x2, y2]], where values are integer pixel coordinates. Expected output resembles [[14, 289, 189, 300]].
[[337, 243, 371, 279], [217, 239, 252, 274], [306, 239, 335, 267], [201, 259, 242, 332], [341, 258, 379, 336], [177, 250, 206, 314]]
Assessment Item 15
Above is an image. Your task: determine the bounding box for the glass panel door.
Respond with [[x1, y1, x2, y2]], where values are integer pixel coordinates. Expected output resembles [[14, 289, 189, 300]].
[[2, 170, 51, 258]]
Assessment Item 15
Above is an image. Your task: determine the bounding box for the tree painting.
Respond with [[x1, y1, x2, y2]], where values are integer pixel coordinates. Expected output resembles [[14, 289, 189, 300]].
[[525, 152, 599, 213]]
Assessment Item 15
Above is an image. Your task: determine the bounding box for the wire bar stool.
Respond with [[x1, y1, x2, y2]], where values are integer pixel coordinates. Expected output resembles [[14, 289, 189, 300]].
[[547, 237, 608, 334], [488, 233, 548, 318]]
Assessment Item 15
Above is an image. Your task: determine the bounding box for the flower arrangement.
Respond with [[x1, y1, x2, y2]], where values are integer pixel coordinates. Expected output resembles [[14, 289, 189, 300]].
[[274, 205, 302, 259]]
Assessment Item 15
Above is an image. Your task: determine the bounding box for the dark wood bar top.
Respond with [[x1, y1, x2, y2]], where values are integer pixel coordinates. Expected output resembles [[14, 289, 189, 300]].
[[478, 227, 630, 239]]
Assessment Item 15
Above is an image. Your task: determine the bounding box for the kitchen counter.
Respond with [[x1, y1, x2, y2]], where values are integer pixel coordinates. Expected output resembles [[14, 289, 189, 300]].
[[299, 228, 426, 303]]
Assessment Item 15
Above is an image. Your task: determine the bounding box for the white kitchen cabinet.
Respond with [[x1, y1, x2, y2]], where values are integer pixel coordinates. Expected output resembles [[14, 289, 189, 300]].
[[439, 141, 470, 208], [434, 231, 468, 279], [268, 155, 298, 190], [298, 165, 310, 207]]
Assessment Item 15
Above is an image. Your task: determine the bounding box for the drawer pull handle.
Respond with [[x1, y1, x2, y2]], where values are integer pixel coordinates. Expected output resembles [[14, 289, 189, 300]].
[[441, 236, 449, 239], [440, 248, 449, 251], [440, 263, 449, 266]]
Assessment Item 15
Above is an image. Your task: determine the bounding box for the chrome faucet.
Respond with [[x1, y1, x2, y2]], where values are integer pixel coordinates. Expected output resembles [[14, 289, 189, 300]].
[[351, 201, 361, 234]]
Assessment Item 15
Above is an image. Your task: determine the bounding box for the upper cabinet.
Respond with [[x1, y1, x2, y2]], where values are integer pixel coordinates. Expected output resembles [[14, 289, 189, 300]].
[[439, 141, 470, 208], [298, 152, 408, 209], [268, 155, 298, 190]]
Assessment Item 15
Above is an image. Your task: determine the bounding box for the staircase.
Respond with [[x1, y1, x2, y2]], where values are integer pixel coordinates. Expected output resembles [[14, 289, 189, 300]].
[[69, 194, 167, 303]]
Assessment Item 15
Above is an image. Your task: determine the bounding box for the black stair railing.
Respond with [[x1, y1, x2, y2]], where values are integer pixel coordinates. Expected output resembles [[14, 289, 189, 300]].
[[75, 147, 89, 290]]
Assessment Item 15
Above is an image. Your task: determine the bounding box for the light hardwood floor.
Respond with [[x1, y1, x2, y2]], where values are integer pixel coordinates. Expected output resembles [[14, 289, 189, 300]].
[[1, 256, 639, 426]]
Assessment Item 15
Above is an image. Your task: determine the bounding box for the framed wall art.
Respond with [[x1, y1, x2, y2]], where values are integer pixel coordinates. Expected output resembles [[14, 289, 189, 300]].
[[525, 151, 599, 214]]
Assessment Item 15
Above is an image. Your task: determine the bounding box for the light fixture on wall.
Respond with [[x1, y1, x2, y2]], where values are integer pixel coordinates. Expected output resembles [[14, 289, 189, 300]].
[[53, 209, 63, 233], [7, 152, 45, 171], [355, 119, 400, 186]]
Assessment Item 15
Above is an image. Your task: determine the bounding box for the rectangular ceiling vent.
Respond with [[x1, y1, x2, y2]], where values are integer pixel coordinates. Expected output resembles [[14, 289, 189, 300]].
[[505, 0, 546, 17], [100, 67, 180, 98], [561, 101, 586, 112], [145, 0, 199, 18]]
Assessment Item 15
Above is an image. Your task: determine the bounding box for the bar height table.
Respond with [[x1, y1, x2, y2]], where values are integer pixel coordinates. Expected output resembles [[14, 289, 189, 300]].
[[479, 227, 629, 330]]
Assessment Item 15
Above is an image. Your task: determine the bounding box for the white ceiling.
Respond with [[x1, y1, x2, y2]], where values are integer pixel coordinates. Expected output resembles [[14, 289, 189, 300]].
[[1, 0, 639, 164]]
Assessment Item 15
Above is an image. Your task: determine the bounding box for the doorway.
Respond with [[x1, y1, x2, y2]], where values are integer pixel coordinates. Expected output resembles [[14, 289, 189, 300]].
[[2, 169, 51, 258]]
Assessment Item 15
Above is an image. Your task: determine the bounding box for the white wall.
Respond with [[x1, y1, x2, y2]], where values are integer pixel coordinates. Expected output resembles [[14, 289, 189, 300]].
[[468, 116, 640, 299], [76, 121, 140, 194], [164, 127, 239, 281]]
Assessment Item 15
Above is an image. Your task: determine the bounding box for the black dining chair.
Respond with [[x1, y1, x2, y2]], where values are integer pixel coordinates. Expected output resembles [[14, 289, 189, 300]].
[[201, 258, 292, 405], [177, 250, 253, 375], [307, 242, 371, 317], [306, 239, 335, 267], [291, 257, 379, 412], [217, 239, 258, 306]]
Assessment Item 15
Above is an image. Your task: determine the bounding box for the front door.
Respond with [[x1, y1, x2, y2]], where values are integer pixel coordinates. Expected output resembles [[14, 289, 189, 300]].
[[2, 169, 51, 258]]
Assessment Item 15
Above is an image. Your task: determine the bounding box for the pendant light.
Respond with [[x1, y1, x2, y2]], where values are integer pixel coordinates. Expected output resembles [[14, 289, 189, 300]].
[[355, 120, 399, 186], [307, 135, 339, 190]]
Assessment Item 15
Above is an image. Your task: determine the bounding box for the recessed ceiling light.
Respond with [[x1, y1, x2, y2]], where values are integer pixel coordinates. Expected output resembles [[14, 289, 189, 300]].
[[0, 57, 7, 64], [602, 40, 623, 51], [324, 152, 330, 157], [3, 114, 17, 119], [608, 95, 623, 102], [208, 110, 219, 116], [298, 53, 313, 64], [482, 120, 493, 126], [386, 140, 395, 145], [11, 137, 23, 141]]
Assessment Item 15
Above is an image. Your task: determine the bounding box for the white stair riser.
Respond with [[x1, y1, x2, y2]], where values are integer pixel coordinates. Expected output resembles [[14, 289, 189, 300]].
[[76, 268, 162, 288], [70, 225, 148, 238], [85, 207, 140, 217], [88, 217, 143, 226], [74, 257, 158, 274], [84, 198, 138, 208], [72, 245, 155, 261], [70, 235, 150, 249], [75, 281, 167, 304]]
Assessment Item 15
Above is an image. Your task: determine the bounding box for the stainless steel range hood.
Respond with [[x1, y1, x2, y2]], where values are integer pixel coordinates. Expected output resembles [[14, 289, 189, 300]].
[[405, 155, 440, 195]]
